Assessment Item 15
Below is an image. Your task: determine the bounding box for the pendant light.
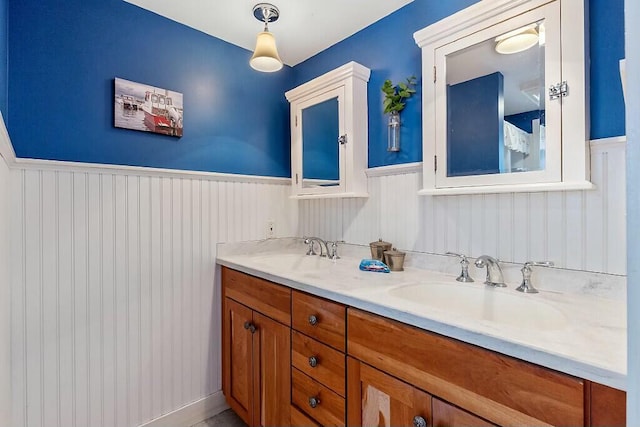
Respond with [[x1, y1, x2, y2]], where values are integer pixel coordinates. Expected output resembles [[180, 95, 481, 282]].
[[250, 3, 283, 72]]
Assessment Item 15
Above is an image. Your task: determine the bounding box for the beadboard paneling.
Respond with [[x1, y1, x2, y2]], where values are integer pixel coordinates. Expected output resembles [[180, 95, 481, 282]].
[[0, 152, 11, 427], [9, 167, 294, 427], [298, 139, 627, 275]]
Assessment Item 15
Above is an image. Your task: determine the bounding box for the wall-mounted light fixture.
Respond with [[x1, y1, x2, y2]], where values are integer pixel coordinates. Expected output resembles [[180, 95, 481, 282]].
[[250, 3, 283, 72], [495, 24, 539, 55]]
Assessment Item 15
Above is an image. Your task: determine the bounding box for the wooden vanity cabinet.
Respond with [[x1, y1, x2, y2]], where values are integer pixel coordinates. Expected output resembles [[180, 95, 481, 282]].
[[347, 357, 433, 426], [222, 267, 292, 427], [291, 290, 347, 426], [347, 308, 585, 426], [347, 358, 493, 427], [588, 382, 626, 427], [221, 267, 626, 427]]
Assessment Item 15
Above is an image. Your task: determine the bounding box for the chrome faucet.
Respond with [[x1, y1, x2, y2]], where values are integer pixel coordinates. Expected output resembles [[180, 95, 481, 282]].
[[303, 237, 328, 257], [516, 261, 554, 293], [446, 252, 474, 282], [474, 255, 506, 287]]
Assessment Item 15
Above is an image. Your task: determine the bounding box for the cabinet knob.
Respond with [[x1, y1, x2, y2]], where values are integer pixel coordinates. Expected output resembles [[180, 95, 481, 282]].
[[243, 321, 256, 334], [308, 314, 319, 326], [308, 396, 320, 408], [308, 356, 318, 368], [413, 415, 427, 427]]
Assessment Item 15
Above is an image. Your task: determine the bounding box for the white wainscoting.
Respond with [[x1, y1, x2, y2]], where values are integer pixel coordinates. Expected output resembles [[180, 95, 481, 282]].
[[9, 163, 294, 427], [298, 137, 627, 275], [0, 149, 12, 427]]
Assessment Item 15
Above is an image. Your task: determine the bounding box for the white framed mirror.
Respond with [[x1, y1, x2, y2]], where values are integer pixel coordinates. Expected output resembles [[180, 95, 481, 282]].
[[415, 0, 592, 195], [286, 61, 370, 199], [299, 89, 343, 190]]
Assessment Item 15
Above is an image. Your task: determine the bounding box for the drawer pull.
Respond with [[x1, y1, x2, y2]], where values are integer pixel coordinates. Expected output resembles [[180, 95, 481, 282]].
[[308, 396, 320, 408], [308, 356, 318, 368], [413, 415, 427, 427], [243, 321, 256, 334], [308, 314, 319, 326]]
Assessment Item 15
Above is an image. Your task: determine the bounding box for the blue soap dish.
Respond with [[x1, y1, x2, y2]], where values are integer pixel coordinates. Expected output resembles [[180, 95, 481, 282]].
[[359, 259, 390, 273]]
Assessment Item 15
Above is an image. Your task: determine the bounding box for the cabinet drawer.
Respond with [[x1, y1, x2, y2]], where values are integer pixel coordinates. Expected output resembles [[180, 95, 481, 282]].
[[292, 368, 345, 427], [292, 330, 346, 397], [347, 308, 584, 427], [290, 405, 321, 427], [292, 290, 346, 351], [222, 267, 291, 326]]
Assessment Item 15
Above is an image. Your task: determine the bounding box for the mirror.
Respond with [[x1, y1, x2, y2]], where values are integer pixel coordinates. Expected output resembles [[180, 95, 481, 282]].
[[302, 97, 340, 188], [286, 61, 370, 199], [446, 19, 546, 177], [415, 0, 590, 195]]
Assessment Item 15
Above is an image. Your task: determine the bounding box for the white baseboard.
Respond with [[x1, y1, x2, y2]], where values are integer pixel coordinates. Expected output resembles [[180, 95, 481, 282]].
[[138, 391, 229, 427]]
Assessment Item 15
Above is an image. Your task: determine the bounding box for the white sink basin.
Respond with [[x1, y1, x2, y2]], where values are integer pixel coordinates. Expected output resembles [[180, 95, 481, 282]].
[[387, 282, 568, 331], [248, 253, 333, 272]]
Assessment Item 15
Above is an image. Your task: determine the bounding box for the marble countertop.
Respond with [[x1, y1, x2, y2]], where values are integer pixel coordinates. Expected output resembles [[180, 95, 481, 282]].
[[216, 239, 627, 390]]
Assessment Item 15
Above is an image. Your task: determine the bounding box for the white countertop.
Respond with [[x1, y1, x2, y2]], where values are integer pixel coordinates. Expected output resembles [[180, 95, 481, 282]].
[[216, 239, 627, 390]]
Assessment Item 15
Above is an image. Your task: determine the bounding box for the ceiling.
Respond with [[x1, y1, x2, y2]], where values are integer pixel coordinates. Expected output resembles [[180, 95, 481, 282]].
[[123, 0, 414, 67]]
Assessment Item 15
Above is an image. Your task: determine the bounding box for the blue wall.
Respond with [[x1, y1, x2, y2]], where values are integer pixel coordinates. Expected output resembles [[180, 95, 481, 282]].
[[7, 0, 292, 176], [447, 72, 503, 176], [4, 0, 627, 175], [292, 0, 626, 169], [292, 0, 478, 168], [590, 0, 626, 139], [0, 0, 7, 117], [302, 97, 339, 180]]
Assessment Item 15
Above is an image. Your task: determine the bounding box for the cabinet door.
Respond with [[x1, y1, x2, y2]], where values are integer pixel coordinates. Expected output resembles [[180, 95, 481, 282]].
[[432, 398, 495, 427], [254, 311, 291, 427], [590, 382, 626, 427], [347, 357, 432, 427], [223, 298, 254, 426]]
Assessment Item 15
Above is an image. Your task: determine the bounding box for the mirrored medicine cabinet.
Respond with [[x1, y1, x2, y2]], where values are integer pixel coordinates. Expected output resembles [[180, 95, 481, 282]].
[[285, 61, 370, 199], [414, 0, 592, 195]]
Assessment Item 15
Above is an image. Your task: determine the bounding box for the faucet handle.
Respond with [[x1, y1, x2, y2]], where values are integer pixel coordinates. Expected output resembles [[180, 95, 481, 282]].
[[516, 261, 554, 293], [327, 240, 345, 260], [303, 237, 318, 256], [445, 252, 474, 282]]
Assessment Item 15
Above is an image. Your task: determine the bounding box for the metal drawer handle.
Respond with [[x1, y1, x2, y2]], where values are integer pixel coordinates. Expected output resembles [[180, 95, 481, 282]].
[[308, 314, 319, 326], [413, 415, 427, 427], [308, 396, 320, 408], [308, 356, 318, 368], [243, 321, 256, 334]]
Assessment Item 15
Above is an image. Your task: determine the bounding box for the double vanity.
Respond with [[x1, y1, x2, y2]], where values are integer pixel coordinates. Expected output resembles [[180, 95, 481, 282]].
[[217, 238, 626, 426]]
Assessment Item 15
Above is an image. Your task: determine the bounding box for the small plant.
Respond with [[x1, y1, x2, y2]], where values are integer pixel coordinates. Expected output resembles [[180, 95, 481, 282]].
[[381, 76, 417, 114]]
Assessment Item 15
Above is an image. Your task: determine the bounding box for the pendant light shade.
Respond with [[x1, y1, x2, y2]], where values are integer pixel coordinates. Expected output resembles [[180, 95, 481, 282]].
[[250, 31, 283, 72], [250, 3, 283, 72]]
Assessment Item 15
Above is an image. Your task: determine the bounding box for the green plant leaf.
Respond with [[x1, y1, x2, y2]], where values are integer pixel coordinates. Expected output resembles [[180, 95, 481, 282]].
[[381, 75, 417, 114]]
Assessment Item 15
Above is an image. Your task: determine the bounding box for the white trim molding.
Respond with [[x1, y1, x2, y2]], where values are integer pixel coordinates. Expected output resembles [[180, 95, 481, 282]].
[[0, 111, 16, 165], [366, 162, 422, 177], [137, 392, 227, 427], [13, 157, 290, 184], [590, 135, 627, 148]]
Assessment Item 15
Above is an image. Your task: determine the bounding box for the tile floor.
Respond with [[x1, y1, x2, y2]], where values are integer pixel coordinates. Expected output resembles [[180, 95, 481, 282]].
[[190, 409, 247, 427]]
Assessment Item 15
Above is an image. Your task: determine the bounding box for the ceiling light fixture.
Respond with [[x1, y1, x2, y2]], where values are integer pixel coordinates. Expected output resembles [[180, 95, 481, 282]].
[[250, 3, 283, 72], [495, 24, 539, 55]]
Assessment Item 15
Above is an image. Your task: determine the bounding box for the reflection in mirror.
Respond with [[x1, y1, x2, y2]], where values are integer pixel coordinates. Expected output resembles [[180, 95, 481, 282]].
[[446, 20, 545, 177], [302, 97, 340, 188]]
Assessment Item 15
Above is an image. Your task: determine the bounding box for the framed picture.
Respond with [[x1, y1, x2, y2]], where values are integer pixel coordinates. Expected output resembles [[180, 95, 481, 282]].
[[114, 77, 183, 137]]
